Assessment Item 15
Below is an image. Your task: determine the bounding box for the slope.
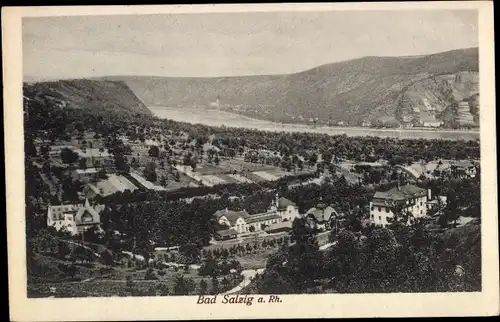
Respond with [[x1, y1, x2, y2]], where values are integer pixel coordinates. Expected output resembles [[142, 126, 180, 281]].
[[23, 79, 152, 116], [105, 47, 478, 125]]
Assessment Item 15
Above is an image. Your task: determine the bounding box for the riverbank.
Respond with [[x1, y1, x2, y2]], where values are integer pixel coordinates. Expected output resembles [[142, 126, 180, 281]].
[[149, 107, 479, 141]]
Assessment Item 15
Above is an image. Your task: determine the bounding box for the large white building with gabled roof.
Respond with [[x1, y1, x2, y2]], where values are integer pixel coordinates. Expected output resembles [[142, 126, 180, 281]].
[[370, 184, 430, 227], [213, 194, 300, 238], [47, 199, 105, 235]]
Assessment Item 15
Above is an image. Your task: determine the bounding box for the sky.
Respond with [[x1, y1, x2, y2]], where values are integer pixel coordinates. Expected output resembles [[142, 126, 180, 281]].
[[22, 10, 478, 80]]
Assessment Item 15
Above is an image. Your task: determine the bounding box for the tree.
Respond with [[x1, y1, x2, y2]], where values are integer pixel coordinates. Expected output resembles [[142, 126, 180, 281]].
[[211, 276, 219, 295], [25, 136, 37, 157], [148, 146, 160, 158], [160, 175, 167, 187], [97, 168, 107, 179], [78, 157, 87, 170], [126, 276, 135, 289], [156, 282, 170, 296], [443, 192, 459, 227], [144, 268, 158, 280], [308, 153, 318, 168], [114, 154, 130, 173], [173, 275, 195, 295], [199, 279, 208, 295], [60, 148, 79, 164], [143, 162, 158, 182], [286, 218, 324, 291]]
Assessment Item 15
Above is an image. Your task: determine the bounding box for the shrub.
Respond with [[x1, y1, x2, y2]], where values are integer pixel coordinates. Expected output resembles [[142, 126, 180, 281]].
[[144, 268, 158, 280]]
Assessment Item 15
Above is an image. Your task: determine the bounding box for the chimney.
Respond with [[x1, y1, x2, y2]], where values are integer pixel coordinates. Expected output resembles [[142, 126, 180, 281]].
[[427, 189, 432, 201], [397, 181, 400, 190]]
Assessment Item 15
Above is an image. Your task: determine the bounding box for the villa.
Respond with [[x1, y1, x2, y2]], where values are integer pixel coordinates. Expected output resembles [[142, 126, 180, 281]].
[[213, 195, 300, 237], [47, 199, 105, 235], [370, 184, 429, 227]]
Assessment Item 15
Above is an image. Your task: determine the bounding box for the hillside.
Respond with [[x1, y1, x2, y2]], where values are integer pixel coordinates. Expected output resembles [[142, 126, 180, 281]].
[[103, 47, 478, 126], [23, 79, 152, 116]]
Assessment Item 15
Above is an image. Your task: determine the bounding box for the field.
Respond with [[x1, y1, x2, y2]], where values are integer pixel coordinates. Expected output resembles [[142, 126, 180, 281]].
[[191, 157, 315, 187]]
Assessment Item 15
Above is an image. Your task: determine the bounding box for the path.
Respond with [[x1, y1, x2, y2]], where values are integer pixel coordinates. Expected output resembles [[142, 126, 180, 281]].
[[221, 239, 337, 295], [319, 241, 337, 251], [220, 268, 265, 295], [55, 238, 101, 258], [160, 261, 201, 270]]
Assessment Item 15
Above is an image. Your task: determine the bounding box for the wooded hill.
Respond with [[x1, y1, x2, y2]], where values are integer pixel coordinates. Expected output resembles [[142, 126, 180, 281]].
[[103, 47, 479, 125]]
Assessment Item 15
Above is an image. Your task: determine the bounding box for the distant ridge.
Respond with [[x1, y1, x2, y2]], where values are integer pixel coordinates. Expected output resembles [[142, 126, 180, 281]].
[[24, 47, 478, 125], [23, 79, 152, 116], [109, 47, 479, 125]]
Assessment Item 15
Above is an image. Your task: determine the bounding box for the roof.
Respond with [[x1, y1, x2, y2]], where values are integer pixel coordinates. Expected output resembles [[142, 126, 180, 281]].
[[277, 197, 296, 210], [373, 184, 427, 201], [452, 161, 475, 168], [48, 199, 102, 223], [419, 111, 436, 122], [246, 213, 281, 224], [94, 174, 138, 196], [306, 205, 338, 223], [355, 162, 384, 168], [214, 209, 249, 225], [74, 148, 111, 158], [265, 221, 293, 232], [76, 168, 98, 174], [216, 228, 238, 237], [144, 139, 160, 146], [74, 206, 100, 225]]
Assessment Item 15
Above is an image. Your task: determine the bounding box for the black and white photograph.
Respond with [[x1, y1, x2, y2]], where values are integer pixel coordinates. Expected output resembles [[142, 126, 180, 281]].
[[4, 2, 498, 321]]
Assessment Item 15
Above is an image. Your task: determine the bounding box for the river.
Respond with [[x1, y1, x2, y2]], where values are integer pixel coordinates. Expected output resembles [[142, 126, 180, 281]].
[[149, 107, 480, 141]]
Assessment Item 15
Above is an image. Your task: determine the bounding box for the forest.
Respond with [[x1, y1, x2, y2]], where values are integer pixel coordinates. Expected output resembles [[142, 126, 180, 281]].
[[254, 216, 480, 294]]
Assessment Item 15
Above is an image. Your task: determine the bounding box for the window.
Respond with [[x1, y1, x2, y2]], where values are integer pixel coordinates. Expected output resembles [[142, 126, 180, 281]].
[[371, 206, 374, 211], [420, 202, 423, 206], [378, 216, 381, 221], [371, 214, 374, 219], [420, 210, 423, 215], [378, 207, 381, 212], [288, 210, 291, 214], [385, 208, 389, 213]]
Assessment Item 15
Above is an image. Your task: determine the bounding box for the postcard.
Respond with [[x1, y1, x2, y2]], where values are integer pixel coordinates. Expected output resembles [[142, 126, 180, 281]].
[[3, 2, 499, 321]]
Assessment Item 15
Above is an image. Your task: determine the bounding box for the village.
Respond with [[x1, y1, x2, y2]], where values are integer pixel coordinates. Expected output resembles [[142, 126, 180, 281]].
[[23, 113, 482, 298]]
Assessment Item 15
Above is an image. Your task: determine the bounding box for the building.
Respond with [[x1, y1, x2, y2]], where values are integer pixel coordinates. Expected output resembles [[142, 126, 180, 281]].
[[423, 120, 443, 127], [75, 168, 99, 181], [451, 161, 477, 178], [47, 199, 104, 235], [83, 174, 139, 199], [213, 195, 300, 236], [304, 203, 340, 231], [264, 221, 293, 234], [370, 184, 429, 227], [419, 111, 442, 127], [215, 228, 238, 241], [74, 148, 113, 168], [426, 195, 448, 214]]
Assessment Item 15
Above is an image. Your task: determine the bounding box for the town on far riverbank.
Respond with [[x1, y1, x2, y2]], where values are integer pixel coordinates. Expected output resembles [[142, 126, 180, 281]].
[[148, 107, 480, 142]]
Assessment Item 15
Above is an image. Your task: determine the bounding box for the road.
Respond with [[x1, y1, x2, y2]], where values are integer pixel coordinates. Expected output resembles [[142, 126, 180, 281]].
[[220, 268, 265, 295], [319, 241, 337, 250], [55, 238, 101, 258], [221, 239, 337, 295]]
